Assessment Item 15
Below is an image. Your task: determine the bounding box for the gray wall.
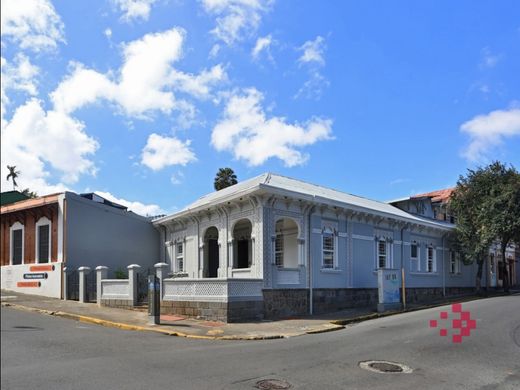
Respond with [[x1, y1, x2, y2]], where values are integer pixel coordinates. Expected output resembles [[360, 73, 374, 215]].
[[306, 213, 476, 290], [65, 192, 159, 275]]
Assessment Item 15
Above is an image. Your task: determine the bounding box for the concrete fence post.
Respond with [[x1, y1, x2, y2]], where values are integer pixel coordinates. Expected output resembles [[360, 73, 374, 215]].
[[154, 262, 169, 300], [78, 266, 91, 303], [62, 266, 68, 300], [127, 264, 141, 306], [95, 266, 109, 306]]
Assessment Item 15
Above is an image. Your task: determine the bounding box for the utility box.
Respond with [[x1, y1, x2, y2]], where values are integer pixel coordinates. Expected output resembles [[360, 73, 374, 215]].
[[148, 275, 160, 325], [377, 269, 402, 312]]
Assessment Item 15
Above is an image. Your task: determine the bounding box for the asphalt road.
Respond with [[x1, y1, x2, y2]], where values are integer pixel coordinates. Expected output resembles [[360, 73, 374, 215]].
[[2, 295, 520, 390]]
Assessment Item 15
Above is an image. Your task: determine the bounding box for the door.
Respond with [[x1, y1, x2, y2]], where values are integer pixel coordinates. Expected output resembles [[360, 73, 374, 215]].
[[237, 239, 249, 268], [208, 239, 219, 278]]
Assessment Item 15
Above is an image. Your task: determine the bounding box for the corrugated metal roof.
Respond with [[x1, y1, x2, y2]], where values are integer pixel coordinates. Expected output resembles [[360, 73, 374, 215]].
[[156, 173, 453, 229]]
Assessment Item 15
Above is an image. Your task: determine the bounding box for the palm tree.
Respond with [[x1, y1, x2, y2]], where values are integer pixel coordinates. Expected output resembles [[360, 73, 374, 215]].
[[6, 165, 21, 190], [214, 168, 238, 191]]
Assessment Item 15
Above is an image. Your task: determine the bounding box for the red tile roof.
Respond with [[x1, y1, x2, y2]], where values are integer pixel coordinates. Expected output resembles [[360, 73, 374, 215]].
[[411, 188, 454, 204]]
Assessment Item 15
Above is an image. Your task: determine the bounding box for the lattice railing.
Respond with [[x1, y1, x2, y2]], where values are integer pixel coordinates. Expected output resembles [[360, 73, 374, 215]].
[[162, 278, 263, 302]]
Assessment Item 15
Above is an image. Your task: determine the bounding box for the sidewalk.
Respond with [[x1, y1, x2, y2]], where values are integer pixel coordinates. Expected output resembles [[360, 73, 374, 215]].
[[0, 290, 493, 340]]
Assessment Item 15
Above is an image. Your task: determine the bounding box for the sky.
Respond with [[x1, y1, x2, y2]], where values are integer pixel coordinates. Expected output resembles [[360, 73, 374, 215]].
[[1, 0, 520, 216]]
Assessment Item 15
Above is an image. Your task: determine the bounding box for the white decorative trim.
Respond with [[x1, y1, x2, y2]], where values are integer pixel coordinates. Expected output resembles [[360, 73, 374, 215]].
[[9, 222, 24, 265], [35, 216, 52, 263], [338, 232, 348, 238], [352, 234, 373, 241]]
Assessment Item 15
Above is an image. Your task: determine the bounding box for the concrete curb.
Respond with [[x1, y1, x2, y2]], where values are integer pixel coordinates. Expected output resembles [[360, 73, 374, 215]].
[[1, 302, 290, 340], [329, 294, 499, 326]]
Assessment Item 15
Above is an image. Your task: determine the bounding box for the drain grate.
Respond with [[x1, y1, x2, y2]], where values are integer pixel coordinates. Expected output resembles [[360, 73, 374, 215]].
[[359, 360, 412, 374], [255, 379, 292, 389]]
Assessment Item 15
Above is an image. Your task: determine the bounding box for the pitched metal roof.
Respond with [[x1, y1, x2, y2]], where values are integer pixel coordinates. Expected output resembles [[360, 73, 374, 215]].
[[155, 173, 453, 230]]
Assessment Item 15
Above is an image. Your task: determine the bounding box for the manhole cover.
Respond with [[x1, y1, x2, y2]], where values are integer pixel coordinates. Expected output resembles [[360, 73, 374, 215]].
[[359, 360, 412, 374], [255, 379, 292, 389]]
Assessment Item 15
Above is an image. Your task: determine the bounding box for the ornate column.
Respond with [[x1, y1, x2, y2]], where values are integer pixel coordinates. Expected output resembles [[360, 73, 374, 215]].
[[95, 266, 108, 306], [127, 264, 141, 306], [78, 266, 91, 303]]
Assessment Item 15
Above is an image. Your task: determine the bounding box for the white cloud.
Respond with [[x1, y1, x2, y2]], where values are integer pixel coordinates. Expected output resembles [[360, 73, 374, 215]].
[[104, 28, 113, 39], [1, 99, 98, 194], [201, 0, 273, 46], [251, 34, 273, 61], [0, 0, 65, 51], [94, 190, 163, 216], [294, 71, 330, 100], [479, 47, 500, 69], [170, 171, 184, 185], [169, 64, 228, 100], [50, 28, 226, 121], [298, 36, 326, 66], [1, 54, 40, 126], [460, 107, 520, 162], [112, 0, 157, 22], [141, 133, 196, 170], [295, 36, 328, 100], [211, 88, 333, 166]]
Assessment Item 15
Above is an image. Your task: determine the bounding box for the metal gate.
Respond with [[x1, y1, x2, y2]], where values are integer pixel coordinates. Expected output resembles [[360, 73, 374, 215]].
[[85, 271, 97, 302], [136, 268, 153, 305], [66, 271, 79, 301]]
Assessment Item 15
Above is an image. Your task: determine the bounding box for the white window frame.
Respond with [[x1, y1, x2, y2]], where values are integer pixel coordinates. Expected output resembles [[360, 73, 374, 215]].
[[9, 222, 25, 265], [449, 250, 461, 274], [275, 232, 284, 267], [376, 239, 391, 269], [175, 241, 184, 273], [410, 242, 420, 271], [427, 246, 436, 273], [321, 227, 337, 269], [35, 216, 52, 264]]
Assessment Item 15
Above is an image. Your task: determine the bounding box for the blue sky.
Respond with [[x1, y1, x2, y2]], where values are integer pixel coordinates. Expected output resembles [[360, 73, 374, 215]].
[[2, 0, 520, 216]]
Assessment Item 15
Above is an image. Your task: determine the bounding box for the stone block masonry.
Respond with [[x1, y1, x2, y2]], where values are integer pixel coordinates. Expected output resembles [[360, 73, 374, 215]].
[[160, 300, 264, 323]]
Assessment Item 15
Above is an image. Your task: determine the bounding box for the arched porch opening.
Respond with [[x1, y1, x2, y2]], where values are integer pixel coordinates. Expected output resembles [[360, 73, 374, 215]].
[[233, 219, 252, 269], [275, 218, 299, 268], [203, 226, 219, 278]]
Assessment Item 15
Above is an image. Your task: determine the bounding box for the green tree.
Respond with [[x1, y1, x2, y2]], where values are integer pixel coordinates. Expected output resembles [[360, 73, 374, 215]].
[[450, 162, 520, 293], [214, 168, 238, 191], [21, 188, 38, 198], [6, 165, 20, 190]]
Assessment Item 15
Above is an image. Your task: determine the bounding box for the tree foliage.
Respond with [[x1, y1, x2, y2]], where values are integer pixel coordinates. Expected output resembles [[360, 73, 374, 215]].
[[214, 168, 238, 191], [6, 165, 20, 190], [21, 188, 38, 198], [450, 161, 520, 291]]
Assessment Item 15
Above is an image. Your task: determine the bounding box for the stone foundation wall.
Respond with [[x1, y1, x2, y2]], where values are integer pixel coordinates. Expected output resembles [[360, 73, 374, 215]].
[[263, 289, 309, 318], [405, 287, 474, 304], [160, 300, 263, 323], [263, 287, 476, 318], [312, 288, 378, 314], [101, 299, 133, 309], [156, 286, 476, 322]]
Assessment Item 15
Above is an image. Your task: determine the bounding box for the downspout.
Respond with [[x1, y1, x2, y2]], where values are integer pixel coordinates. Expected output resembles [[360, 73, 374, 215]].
[[308, 205, 315, 316], [400, 224, 407, 310], [442, 232, 448, 297]]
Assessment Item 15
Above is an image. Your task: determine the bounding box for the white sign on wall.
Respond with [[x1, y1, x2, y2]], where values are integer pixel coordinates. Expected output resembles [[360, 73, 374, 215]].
[[1, 263, 62, 298], [378, 268, 401, 304]]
